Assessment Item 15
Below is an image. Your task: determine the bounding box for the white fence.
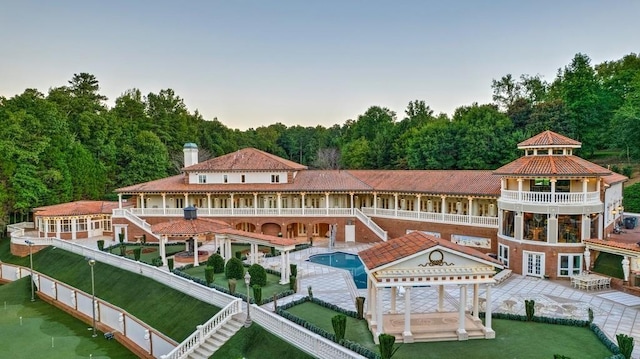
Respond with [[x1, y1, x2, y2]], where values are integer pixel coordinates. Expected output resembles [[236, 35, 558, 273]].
[[0, 263, 176, 358]]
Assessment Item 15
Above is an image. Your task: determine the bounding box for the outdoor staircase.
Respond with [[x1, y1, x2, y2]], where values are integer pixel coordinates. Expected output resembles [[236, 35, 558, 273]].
[[186, 317, 244, 359]]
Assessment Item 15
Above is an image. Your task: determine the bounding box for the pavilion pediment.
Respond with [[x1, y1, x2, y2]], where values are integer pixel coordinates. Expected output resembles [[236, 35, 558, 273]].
[[382, 247, 495, 272]]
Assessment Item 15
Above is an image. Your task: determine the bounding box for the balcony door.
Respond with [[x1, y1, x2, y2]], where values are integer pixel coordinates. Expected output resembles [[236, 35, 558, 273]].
[[523, 251, 545, 278]]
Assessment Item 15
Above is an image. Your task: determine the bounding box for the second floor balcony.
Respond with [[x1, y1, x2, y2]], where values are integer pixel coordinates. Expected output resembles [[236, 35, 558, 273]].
[[500, 189, 600, 205]]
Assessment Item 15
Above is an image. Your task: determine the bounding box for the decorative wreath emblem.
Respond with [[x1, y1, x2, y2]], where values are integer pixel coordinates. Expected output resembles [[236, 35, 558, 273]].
[[419, 249, 454, 267]]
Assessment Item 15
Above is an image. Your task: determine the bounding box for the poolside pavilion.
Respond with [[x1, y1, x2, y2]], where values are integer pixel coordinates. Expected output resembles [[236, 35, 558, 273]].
[[359, 231, 503, 343]]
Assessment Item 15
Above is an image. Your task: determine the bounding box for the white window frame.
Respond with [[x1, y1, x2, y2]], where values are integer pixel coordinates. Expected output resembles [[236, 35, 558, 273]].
[[558, 254, 582, 277], [198, 174, 207, 184], [498, 243, 509, 268], [271, 174, 280, 183], [522, 250, 545, 278]]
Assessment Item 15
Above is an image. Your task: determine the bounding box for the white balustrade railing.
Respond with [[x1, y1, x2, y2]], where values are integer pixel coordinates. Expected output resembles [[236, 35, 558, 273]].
[[361, 207, 498, 228], [161, 299, 243, 359], [0, 263, 176, 358], [251, 306, 367, 359], [354, 208, 387, 241], [501, 189, 601, 204]]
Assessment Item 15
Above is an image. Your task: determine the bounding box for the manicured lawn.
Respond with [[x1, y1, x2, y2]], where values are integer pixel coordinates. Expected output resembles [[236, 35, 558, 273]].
[[182, 265, 291, 301], [211, 324, 314, 359], [0, 239, 220, 342], [0, 278, 136, 359], [286, 302, 614, 359], [593, 252, 624, 279]]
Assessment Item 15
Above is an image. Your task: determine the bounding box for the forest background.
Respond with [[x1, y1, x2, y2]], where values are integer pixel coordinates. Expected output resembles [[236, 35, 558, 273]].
[[2, 52, 640, 228]]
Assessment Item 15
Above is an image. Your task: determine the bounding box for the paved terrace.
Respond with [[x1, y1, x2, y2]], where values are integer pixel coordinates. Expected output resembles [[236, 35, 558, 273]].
[[72, 237, 640, 359]]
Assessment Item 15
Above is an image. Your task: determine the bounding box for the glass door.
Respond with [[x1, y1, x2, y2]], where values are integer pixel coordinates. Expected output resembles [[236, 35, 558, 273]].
[[524, 251, 544, 278]]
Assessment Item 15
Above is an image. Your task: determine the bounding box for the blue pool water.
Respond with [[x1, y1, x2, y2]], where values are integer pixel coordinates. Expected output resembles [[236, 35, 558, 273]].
[[307, 252, 367, 289]]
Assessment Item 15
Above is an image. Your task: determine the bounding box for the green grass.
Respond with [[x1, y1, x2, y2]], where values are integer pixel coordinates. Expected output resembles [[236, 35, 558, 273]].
[[0, 239, 220, 341], [182, 266, 290, 300], [287, 302, 375, 350], [0, 278, 136, 359], [593, 252, 624, 279], [211, 324, 315, 359], [286, 302, 614, 359]]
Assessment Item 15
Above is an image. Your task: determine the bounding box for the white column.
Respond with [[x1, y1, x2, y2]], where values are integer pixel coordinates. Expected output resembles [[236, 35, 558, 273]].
[[280, 251, 287, 284], [325, 192, 330, 214], [373, 193, 377, 213], [183, 193, 188, 207], [457, 285, 468, 340], [468, 197, 473, 223], [230, 193, 234, 215], [622, 256, 630, 282], [71, 218, 77, 240], [277, 193, 282, 215], [366, 280, 372, 318], [403, 286, 413, 343], [376, 287, 384, 338], [484, 284, 495, 338], [438, 285, 444, 312], [207, 193, 212, 214], [370, 282, 378, 327], [472, 283, 479, 321], [394, 193, 398, 217], [301, 193, 306, 215], [140, 193, 145, 209], [441, 196, 446, 221], [416, 195, 421, 213], [350, 193, 354, 213], [193, 236, 199, 267], [160, 235, 167, 267], [390, 287, 397, 314], [249, 243, 256, 265], [118, 193, 123, 209]]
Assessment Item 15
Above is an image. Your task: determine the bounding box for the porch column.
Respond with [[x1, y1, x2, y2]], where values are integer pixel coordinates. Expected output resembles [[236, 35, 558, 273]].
[[394, 193, 398, 217], [118, 193, 123, 209], [370, 282, 378, 327], [472, 283, 480, 321], [584, 248, 591, 272], [140, 193, 145, 209], [162, 193, 167, 214], [366, 280, 373, 318], [183, 193, 189, 208], [550, 179, 557, 203], [193, 236, 199, 267], [390, 287, 397, 314], [249, 243, 256, 265], [376, 287, 384, 338], [280, 251, 287, 284], [230, 193, 234, 215], [160, 235, 167, 267], [438, 285, 444, 312], [253, 193, 258, 215], [207, 194, 212, 215], [373, 192, 377, 214], [277, 193, 282, 215], [350, 192, 354, 214], [416, 195, 421, 213], [622, 256, 630, 282], [301, 193, 306, 215], [468, 197, 473, 223], [517, 179, 523, 202], [484, 284, 495, 338], [441, 195, 446, 221], [457, 285, 468, 340], [71, 218, 77, 240], [325, 192, 330, 215], [403, 286, 413, 343]]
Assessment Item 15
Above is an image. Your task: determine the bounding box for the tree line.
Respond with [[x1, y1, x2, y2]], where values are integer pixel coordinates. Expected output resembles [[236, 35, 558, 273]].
[[1, 52, 639, 226]]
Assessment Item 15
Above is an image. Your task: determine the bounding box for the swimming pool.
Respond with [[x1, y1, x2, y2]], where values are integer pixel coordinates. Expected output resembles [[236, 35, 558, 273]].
[[307, 252, 367, 289]]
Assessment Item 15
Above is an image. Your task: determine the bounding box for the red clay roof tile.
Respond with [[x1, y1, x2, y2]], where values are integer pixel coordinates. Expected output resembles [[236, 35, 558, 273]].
[[34, 201, 121, 216], [518, 130, 581, 148], [184, 147, 307, 172]]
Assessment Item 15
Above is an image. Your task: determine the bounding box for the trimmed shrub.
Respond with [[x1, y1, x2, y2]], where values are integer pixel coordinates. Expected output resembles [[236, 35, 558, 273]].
[[207, 253, 225, 273], [308, 285, 313, 299], [379, 333, 399, 359], [332, 314, 347, 342], [204, 266, 214, 286], [235, 251, 242, 260], [289, 275, 297, 292], [151, 256, 163, 267], [252, 285, 263, 305], [248, 263, 267, 287], [225, 257, 245, 280], [97, 240, 105, 251], [616, 333, 634, 359], [133, 247, 142, 261], [525, 299, 535, 321], [588, 307, 594, 324], [355, 296, 366, 319], [167, 258, 174, 271], [290, 263, 298, 277], [228, 279, 237, 294]]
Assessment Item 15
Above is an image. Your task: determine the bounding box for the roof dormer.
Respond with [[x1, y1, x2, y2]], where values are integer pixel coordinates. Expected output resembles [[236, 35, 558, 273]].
[[518, 130, 581, 156]]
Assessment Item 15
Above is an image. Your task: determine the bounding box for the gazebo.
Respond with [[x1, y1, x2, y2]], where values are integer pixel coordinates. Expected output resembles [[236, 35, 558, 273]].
[[358, 231, 503, 343]]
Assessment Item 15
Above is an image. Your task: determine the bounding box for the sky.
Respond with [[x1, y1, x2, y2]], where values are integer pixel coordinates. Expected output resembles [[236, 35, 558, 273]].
[[1, 1, 638, 130]]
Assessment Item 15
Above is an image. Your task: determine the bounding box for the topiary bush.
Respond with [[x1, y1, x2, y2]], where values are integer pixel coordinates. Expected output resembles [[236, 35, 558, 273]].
[[379, 333, 399, 359], [290, 263, 298, 277], [207, 253, 225, 273], [167, 258, 174, 271], [225, 257, 245, 280], [252, 285, 263, 305], [616, 333, 634, 359], [133, 247, 142, 261], [525, 299, 535, 321], [248, 264, 267, 287], [204, 266, 214, 286], [332, 314, 347, 342], [97, 239, 105, 251]]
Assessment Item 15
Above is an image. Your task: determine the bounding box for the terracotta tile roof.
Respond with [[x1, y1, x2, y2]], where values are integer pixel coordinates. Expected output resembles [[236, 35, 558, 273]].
[[518, 130, 581, 148], [493, 156, 611, 176], [358, 231, 502, 270], [584, 238, 640, 253], [151, 218, 231, 235], [34, 201, 120, 216], [347, 170, 500, 196], [602, 172, 628, 185], [184, 147, 307, 172], [220, 228, 298, 247]]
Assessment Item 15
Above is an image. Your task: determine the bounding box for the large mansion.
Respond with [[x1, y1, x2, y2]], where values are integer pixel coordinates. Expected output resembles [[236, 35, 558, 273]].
[[31, 131, 640, 284]]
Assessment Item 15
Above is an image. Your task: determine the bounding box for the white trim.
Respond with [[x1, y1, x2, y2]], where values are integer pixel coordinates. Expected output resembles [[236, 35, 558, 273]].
[[522, 250, 545, 278]]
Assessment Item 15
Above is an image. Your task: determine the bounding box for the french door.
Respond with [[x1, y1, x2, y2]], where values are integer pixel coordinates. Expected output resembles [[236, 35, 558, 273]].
[[523, 251, 545, 278]]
